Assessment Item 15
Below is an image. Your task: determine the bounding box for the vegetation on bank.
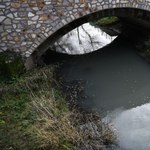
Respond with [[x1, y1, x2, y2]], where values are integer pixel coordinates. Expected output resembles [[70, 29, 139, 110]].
[[0, 58, 117, 150], [92, 16, 120, 27], [144, 39, 150, 53], [0, 53, 25, 79], [136, 38, 150, 53]]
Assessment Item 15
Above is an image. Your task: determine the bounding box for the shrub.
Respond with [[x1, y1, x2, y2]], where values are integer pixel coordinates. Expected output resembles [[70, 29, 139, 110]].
[[0, 66, 117, 149], [0, 53, 25, 79], [92, 16, 119, 26], [145, 39, 150, 53]]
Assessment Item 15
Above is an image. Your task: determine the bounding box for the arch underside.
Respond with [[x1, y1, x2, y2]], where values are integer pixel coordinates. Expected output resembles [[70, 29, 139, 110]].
[[31, 7, 150, 63]]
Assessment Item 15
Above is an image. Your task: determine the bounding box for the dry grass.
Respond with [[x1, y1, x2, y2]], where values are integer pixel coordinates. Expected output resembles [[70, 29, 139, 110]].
[[0, 65, 117, 150]]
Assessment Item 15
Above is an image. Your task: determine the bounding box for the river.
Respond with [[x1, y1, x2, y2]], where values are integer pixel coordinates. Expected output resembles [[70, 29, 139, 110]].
[[44, 23, 150, 150]]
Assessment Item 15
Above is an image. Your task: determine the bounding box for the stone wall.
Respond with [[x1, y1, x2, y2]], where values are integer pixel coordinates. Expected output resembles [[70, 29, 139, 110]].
[[1, 0, 150, 69]]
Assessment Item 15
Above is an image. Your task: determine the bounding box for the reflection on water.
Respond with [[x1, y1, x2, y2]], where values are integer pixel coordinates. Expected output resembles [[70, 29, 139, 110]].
[[51, 23, 116, 54], [103, 103, 150, 150], [58, 35, 150, 149]]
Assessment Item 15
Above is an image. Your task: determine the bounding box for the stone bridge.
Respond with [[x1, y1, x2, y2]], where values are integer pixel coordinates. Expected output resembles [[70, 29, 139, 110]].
[[1, 0, 150, 69]]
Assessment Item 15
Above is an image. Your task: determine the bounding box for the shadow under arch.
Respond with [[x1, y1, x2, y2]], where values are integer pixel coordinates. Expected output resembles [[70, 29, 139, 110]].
[[30, 7, 150, 64]]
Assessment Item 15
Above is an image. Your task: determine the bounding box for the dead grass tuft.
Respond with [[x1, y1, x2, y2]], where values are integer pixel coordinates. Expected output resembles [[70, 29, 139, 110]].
[[0, 65, 117, 150]]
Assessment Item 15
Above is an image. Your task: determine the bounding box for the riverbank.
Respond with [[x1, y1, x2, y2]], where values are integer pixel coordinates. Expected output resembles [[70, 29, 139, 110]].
[[56, 34, 150, 150], [0, 64, 117, 150], [91, 17, 150, 64], [2, 16, 150, 149]]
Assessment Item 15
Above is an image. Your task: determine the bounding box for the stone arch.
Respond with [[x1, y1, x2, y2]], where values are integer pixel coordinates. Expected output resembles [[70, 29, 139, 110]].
[[31, 7, 150, 64], [1, 0, 150, 69]]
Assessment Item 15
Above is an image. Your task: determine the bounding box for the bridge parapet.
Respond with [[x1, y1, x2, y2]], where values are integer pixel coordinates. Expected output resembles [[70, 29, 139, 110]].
[[1, 0, 150, 67]]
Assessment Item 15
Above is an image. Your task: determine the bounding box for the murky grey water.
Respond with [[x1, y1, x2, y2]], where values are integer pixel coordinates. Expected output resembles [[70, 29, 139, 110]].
[[58, 35, 150, 150]]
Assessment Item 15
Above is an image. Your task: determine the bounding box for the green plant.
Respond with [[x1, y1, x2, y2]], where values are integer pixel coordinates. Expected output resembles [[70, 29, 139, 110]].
[[0, 54, 25, 79], [145, 39, 150, 53], [0, 65, 117, 150], [92, 16, 119, 26]]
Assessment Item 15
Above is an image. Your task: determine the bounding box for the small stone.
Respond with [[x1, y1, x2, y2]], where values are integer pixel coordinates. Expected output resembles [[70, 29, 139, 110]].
[[26, 29, 33, 33], [34, 29, 41, 34], [93, 7, 97, 11], [30, 25, 36, 29], [21, 18, 28, 20], [25, 26, 29, 29], [28, 20, 37, 25], [20, 47, 27, 52], [11, 32, 17, 36], [37, 11, 44, 15], [2, 37, 6, 40], [6, 29, 12, 33], [1, 47, 7, 51], [19, 12, 26, 17], [32, 11, 36, 14], [15, 37, 19, 41], [31, 34, 36, 38], [56, 2, 62, 6], [67, 7, 73, 10], [0, 16, 6, 22], [36, 24, 41, 28], [0, 11, 4, 15], [31, 16, 39, 20], [13, 20, 19, 24], [40, 6, 47, 10], [39, 15, 47, 20], [14, 12, 18, 17], [62, 19, 67, 25], [26, 8, 32, 11], [28, 12, 35, 17], [79, 12, 82, 16], [17, 24, 23, 28], [63, 0, 69, 5], [15, 18, 21, 20], [25, 54, 30, 57], [0, 43, 5, 46], [1, 32, 8, 36], [7, 13, 13, 18], [32, 7, 39, 10], [80, 3, 87, 7], [45, 2, 51, 4], [4, 26, 12, 30], [11, 8, 17, 12], [30, 4, 37, 7], [7, 35, 13, 40], [25, 34, 28, 38], [74, 13, 79, 18], [21, 42, 27, 46], [11, 3, 20, 8], [0, 5, 5, 8], [20, 33, 25, 35], [38, 1, 45, 6], [97, 6, 102, 10], [22, 0, 30, 3], [40, 27, 45, 30], [4, 18, 11, 25]]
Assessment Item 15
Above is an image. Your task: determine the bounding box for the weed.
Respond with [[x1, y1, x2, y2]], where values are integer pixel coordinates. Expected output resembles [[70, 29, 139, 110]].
[[92, 16, 119, 26], [0, 65, 117, 149], [0, 53, 25, 79], [145, 39, 150, 53]]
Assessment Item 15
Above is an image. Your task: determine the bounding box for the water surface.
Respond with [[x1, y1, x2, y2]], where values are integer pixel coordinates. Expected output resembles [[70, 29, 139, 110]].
[[51, 23, 116, 54], [58, 35, 150, 150]]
